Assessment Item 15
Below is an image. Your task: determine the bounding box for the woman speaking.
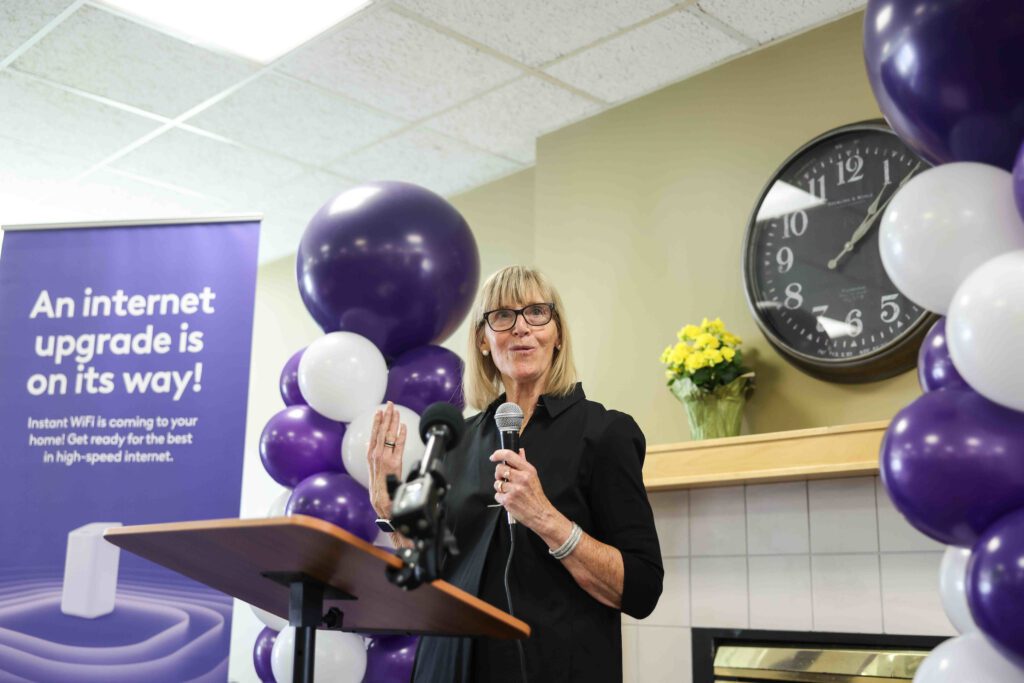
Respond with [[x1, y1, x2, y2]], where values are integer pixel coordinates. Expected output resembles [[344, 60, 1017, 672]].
[[367, 266, 663, 682]]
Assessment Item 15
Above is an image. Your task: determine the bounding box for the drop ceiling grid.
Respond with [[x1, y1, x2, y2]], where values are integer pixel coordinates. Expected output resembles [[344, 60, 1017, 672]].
[[0, 0, 866, 261]]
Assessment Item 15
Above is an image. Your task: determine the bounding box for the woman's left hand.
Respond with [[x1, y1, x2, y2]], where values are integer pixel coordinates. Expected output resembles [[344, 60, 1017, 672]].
[[490, 448, 554, 529]]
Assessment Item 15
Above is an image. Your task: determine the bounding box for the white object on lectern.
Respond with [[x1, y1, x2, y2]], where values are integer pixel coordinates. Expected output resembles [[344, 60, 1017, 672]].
[[61, 522, 123, 618]]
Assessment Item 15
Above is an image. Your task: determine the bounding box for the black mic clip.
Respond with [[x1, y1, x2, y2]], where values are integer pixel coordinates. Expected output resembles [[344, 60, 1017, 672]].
[[386, 403, 465, 590]]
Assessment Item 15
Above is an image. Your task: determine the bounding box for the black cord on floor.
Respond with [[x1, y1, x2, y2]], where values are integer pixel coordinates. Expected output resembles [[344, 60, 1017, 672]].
[[504, 523, 528, 683]]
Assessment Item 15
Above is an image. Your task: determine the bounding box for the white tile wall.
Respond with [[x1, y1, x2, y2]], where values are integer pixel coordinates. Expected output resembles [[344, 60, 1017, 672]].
[[880, 553, 955, 636], [690, 486, 745, 556], [691, 557, 748, 628], [630, 476, 950, 681], [748, 555, 813, 631], [811, 554, 883, 633], [637, 626, 693, 683], [646, 557, 690, 627], [648, 489, 689, 558], [622, 622, 638, 683], [809, 477, 879, 553], [746, 482, 809, 555]]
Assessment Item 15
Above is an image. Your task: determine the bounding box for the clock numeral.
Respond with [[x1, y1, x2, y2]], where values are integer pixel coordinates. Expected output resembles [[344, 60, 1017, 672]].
[[783, 211, 808, 239], [776, 246, 793, 273], [812, 305, 829, 333], [807, 175, 826, 201], [846, 308, 864, 337], [784, 282, 804, 310], [836, 154, 865, 186], [880, 294, 900, 323]]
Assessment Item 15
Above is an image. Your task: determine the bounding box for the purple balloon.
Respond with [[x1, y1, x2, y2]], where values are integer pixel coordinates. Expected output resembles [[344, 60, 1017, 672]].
[[364, 635, 419, 683], [917, 318, 967, 392], [259, 406, 346, 487], [253, 626, 277, 682], [880, 389, 1024, 547], [864, 0, 1024, 170], [384, 345, 465, 414], [1014, 141, 1024, 222], [279, 348, 306, 406], [287, 472, 378, 542], [968, 506, 1024, 667], [296, 181, 480, 359]]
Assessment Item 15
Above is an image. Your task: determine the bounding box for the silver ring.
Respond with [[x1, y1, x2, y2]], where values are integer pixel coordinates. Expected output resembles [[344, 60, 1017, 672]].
[[383, 441, 396, 448]]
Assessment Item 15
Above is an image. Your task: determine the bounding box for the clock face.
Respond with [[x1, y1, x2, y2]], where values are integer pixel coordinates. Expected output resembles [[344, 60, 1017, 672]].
[[743, 123, 934, 378]]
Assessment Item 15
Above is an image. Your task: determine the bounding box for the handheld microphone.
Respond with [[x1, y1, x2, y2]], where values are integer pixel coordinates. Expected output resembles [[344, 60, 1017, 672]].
[[495, 402, 524, 525]]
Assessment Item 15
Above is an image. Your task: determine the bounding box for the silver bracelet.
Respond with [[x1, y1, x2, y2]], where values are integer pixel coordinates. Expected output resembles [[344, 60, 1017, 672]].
[[549, 522, 582, 560]]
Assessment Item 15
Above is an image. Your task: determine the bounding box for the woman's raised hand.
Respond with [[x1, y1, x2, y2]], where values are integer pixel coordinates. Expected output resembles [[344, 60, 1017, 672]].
[[366, 402, 407, 518]]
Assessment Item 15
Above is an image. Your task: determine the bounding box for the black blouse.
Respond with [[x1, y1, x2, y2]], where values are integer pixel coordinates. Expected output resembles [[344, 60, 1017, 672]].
[[412, 383, 663, 682]]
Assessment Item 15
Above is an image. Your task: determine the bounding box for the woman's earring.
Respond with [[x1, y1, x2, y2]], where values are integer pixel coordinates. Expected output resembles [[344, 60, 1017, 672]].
[[482, 349, 490, 356]]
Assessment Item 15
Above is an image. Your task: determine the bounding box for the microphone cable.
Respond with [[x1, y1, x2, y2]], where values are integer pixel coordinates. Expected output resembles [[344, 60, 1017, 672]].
[[503, 522, 529, 683]]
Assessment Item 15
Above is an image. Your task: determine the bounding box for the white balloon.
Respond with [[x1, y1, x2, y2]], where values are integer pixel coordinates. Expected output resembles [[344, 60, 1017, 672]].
[[298, 332, 387, 422], [947, 250, 1024, 412], [913, 632, 1023, 682], [251, 603, 288, 632], [938, 546, 976, 634], [879, 163, 1024, 314], [341, 403, 424, 488], [267, 489, 292, 517], [271, 626, 367, 683]]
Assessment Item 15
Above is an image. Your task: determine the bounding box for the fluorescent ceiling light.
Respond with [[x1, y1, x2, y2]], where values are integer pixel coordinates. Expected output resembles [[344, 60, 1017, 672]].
[[99, 0, 371, 64]]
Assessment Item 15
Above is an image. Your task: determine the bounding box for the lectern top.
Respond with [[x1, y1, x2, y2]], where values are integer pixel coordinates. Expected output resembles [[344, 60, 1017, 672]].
[[105, 515, 530, 639]]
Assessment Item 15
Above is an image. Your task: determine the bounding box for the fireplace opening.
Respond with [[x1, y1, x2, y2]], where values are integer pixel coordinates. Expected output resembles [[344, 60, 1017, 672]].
[[692, 628, 947, 682]]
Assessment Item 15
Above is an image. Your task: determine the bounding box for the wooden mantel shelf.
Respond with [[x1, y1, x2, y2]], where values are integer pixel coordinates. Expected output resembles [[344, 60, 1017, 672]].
[[643, 420, 888, 491]]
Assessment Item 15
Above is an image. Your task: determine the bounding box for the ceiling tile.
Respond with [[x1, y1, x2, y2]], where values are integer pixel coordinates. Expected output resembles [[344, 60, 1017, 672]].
[[0, 72, 159, 163], [262, 169, 355, 221], [60, 168, 230, 221], [279, 9, 520, 120], [259, 170, 356, 260], [187, 73, 406, 167], [698, 0, 865, 43], [544, 9, 747, 103], [12, 5, 258, 117], [396, 0, 676, 67], [109, 128, 308, 207], [0, 0, 76, 62], [0, 138, 92, 226], [0, 137, 89, 184], [328, 128, 523, 196], [425, 76, 600, 163]]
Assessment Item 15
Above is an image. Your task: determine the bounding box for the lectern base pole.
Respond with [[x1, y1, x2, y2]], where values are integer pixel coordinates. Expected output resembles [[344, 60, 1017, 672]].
[[260, 571, 356, 683]]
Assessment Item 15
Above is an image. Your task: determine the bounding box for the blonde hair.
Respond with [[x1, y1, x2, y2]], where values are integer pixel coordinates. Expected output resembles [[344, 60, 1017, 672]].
[[463, 266, 578, 410]]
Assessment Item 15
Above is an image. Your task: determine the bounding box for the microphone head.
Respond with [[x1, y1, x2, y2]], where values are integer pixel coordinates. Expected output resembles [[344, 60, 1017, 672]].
[[419, 402, 466, 448], [495, 402, 524, 432]]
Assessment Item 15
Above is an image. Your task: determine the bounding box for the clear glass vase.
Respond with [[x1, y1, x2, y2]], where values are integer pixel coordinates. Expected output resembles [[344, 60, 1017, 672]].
[[670, 374, 754, 440]]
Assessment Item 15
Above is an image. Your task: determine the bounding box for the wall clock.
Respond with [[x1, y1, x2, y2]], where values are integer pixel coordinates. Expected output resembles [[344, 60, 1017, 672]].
[[742, 120, 938, 383]]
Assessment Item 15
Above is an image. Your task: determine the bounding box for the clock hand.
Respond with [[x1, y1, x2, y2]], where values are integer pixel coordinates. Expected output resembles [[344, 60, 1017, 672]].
[[828, 162, 922, 270]]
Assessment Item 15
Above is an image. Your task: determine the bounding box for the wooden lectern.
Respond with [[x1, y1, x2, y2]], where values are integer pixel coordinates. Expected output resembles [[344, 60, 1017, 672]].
[[105, 515, 530, 683]]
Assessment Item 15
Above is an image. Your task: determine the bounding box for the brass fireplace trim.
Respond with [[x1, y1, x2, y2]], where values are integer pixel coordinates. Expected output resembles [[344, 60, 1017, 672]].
[[714, 645, 925, 682]]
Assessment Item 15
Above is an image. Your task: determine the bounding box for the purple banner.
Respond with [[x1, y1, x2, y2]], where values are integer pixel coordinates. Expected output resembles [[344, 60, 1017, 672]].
[[0, 218, 259, 682]]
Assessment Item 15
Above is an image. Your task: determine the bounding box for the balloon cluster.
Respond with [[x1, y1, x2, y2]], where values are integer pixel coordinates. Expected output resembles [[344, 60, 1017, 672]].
[[865, 2, 1024, 678], [251, 181, 479, 682]]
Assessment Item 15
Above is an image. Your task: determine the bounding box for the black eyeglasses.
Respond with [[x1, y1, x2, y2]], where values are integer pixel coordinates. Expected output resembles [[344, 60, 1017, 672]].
[[483, 303, 555, 332]]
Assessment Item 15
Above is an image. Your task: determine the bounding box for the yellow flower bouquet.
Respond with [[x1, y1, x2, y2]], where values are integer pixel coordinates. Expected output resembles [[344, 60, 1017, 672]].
[[659, 318, 754, 439]]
